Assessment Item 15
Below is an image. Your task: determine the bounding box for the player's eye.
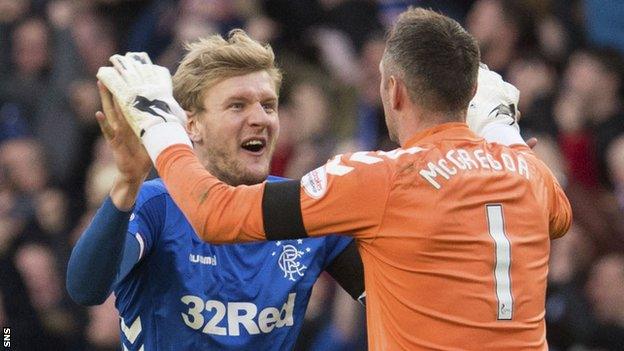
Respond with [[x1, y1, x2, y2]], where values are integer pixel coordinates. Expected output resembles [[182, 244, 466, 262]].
[[229, 102, 245, 110], [262, 103, 276, 113]]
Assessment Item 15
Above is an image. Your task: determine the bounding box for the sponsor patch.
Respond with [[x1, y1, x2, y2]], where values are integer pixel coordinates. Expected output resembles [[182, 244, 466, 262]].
[[301, 166, 328, 199]]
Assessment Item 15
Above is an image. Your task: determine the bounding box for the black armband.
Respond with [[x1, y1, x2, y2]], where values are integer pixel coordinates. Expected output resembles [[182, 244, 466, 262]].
[[262, 180, 308, 240], [326, 241, 365, 302]]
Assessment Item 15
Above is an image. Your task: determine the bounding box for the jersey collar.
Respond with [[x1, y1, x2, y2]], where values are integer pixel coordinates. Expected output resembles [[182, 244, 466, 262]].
[[402, 122, 478, 148]]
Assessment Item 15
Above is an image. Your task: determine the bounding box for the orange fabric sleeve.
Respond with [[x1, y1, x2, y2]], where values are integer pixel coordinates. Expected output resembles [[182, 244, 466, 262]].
[[156, 146, 395, 243], [155, 145, 267, 243], [547, 173, 573, 239], [513, 145, 572, 239], [298, 152, 395, 239]]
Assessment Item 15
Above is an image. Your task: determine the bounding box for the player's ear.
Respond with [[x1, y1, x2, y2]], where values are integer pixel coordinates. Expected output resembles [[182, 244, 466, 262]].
[[389, 75, 402, 111], [186, 111, 202, 143]]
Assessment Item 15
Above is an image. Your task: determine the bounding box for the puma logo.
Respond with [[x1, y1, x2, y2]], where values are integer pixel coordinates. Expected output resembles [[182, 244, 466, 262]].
[[133, 96, 172, 122]]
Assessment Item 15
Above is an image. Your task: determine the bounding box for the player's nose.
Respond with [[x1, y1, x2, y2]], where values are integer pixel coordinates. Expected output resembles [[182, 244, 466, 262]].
[[247, 102, 272, 127]]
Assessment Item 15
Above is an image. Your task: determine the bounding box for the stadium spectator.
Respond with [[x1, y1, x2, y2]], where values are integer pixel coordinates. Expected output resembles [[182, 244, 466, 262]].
[[555, 47, 624, 190], [67, 142, 120, 261], [281, 81, 337, 178], [14, 242, 79, 349], [83, 295, 119, 351], [355, 34, 394, 151], [0, 0, 31, 75], [507, 56, 558, 136], [466, 0, 536, 75], [0, 138, 48, 195], [0, 17, 50, 142], [584, 254, 624, 350], [546, 225, 595, 350]]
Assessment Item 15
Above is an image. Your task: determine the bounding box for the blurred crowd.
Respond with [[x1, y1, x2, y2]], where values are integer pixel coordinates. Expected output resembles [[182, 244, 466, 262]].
[[0, 0, 623, 350]]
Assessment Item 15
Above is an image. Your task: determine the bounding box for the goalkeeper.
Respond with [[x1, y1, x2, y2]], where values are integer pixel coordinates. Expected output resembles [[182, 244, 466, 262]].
[[67, 31, 364, 351]]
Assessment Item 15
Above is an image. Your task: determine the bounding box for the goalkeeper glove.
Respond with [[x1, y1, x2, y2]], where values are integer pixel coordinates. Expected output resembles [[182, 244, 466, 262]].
[[467, 64, 524, 146], [97, 52, 192, 161]]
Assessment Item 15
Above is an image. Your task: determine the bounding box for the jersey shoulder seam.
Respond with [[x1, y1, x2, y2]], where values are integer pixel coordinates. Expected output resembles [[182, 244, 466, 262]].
[[370, 156, 399, 243], [136, 179, 168, 207]]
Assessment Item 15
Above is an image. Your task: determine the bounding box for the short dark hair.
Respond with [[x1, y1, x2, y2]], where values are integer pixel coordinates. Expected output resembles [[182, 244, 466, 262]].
[[384, 8, 480, 115]]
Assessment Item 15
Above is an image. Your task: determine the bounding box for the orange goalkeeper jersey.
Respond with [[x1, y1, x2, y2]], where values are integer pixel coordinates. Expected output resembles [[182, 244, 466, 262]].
[[156, 122, 572, 350]]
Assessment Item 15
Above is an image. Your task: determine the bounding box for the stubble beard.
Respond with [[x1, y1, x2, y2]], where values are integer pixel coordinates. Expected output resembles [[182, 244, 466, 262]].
[[204, 147, 269, 186]]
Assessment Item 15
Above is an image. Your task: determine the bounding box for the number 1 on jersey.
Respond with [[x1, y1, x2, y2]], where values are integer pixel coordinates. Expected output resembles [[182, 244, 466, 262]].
[[486, 204, 513, 320]]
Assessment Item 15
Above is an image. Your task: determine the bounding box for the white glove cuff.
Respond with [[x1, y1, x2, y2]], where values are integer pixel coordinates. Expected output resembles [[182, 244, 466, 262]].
[[480, 123, 526, 147], [142, 122, 193, 163]]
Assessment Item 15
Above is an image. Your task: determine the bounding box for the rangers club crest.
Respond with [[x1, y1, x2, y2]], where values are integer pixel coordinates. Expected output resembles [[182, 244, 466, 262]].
[[272, 240, 310, 281]]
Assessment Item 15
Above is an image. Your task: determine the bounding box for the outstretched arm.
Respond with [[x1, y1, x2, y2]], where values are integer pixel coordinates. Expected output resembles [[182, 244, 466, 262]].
[[66, 83, 152, 305], [153, 143, 393, 243], [67, 198, 140, 305]]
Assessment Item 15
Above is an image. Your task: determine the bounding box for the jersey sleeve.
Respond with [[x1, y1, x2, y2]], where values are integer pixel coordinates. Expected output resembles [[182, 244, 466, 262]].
[[294, 152, 394, 239], [515, 145, 573, 239], [127, 187, 167, 258], [67, 197, 133, 305], [155, 145, 394, 243], [545, 172, 572, 239]]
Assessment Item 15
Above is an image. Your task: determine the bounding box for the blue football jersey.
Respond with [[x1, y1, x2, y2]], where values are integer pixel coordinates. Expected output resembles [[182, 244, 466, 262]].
[[114, 176, 352, 350]]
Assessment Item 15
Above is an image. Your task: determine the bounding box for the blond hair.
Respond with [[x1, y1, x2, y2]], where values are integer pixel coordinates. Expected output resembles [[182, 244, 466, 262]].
[[173, 29, 282, 113]]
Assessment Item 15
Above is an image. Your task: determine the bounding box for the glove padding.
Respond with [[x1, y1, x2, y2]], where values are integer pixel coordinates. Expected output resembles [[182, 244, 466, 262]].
[[467, 64, 520, 137], [96, 52, 187, 138]]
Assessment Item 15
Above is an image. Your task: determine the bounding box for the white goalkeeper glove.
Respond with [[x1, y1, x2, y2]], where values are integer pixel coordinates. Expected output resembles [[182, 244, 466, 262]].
[[97, 52, 192, 161], [467, 64, 525, 146]]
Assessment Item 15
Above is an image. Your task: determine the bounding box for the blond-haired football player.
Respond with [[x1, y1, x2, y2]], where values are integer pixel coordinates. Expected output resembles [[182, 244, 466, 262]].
[[68, 30, 364, 351]]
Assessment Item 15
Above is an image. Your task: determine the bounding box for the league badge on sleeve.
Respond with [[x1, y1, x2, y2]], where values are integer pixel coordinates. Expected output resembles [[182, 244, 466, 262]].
[[301, 166, 328, 199]]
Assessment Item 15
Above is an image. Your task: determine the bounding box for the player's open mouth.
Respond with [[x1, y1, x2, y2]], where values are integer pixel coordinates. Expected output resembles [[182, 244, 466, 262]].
[[241, 137, 266, 154]]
